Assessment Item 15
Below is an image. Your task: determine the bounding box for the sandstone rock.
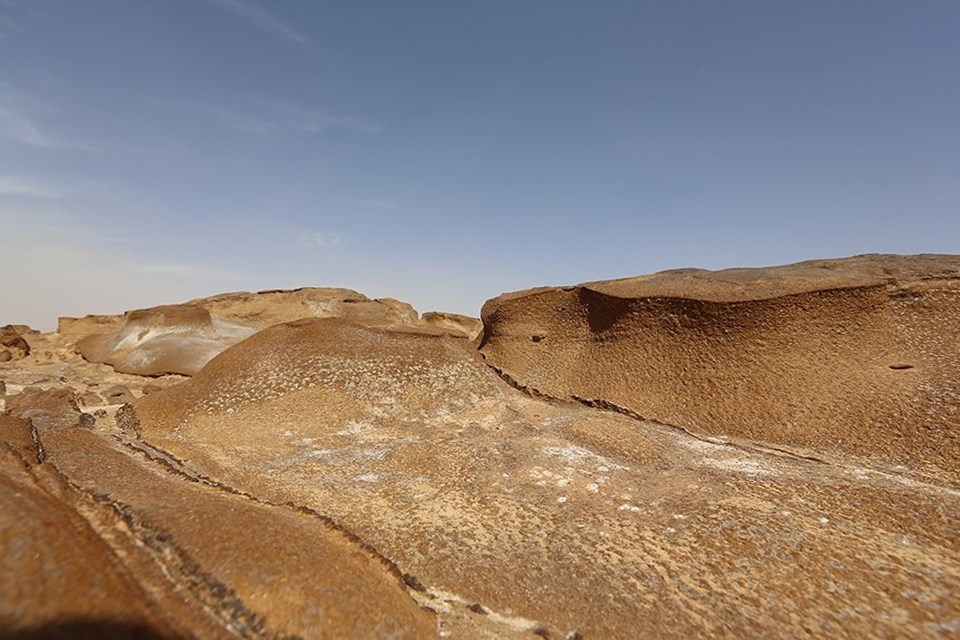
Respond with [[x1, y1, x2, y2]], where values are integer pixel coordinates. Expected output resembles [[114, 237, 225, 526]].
[[420, 311, 483, 339], [103, 385, 136, 404], [72, 290, 440, 378], [57, 313, 124, 339], [79, 392, 104, 407], [0, 325, 30, 360], [141, 383, 163, 395], [5, 388, 94, 431], [479, 254, 960, 483], [190, 288, 421, 330], [128, 314, 960, 638], [4, 255, 959, 638], [76, 304, 256, 377], [0, 350, 10, 363]]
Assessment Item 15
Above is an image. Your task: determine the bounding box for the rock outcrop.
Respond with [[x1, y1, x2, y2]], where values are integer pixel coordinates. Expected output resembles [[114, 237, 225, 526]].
[[420, 311, 483, 340], [69, 288, 480, 377], [480, 254, 960, 484], [75, 304, 255, 377], [127, 313, 960, 638], [3, 254, 958, 638], [0, 325, 30, 361]]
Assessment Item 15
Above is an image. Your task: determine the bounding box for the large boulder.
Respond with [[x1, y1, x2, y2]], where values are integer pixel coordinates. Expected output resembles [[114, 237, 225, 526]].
[[0, 325, 30, 361], [479, 254, 960, 480], [76, 304, 255, 377]]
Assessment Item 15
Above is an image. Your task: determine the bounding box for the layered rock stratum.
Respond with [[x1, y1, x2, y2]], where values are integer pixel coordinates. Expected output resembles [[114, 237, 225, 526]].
[[2, 255, 958, 639]]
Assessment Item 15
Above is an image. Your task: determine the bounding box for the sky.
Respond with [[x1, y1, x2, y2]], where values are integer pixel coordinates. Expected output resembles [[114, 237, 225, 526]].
[[1, 0, 958, 329]]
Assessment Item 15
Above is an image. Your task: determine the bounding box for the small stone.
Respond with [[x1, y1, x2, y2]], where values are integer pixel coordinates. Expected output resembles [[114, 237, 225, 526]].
[[104, 385, 136, 404]]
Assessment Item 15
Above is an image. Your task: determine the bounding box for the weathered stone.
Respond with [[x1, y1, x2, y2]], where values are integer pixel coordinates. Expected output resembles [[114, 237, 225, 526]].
[[103, 385, 136, 405]]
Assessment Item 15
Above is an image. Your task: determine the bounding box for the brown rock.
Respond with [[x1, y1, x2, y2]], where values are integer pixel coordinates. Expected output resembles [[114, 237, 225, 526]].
[[0, 349, 10, 363], [0, 325, 30, 360], [104, 385, 136, 404], [5, 388, 93, 431], [0, 422, 437, 638], [76, 304, 256, 376], [420, 311, 483, 339], [141, 383, 163, 395], [80, 392, 104, 407], [193, 288, 422, 330], [130, 314, 960, 638], [479, 254, 960, 482]]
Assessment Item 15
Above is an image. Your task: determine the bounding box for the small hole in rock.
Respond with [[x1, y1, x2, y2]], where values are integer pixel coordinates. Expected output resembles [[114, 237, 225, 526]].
[[889, 364, 913, 370]]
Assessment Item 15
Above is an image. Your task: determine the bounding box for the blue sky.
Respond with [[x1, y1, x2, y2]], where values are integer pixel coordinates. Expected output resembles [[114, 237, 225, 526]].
[[1, 0, 958, 329]]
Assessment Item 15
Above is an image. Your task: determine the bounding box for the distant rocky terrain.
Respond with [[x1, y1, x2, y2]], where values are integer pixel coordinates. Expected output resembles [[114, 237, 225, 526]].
[[2, 256, 958, 639]]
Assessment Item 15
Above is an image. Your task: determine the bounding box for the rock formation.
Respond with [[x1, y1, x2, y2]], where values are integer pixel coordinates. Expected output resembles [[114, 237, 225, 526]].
[[1, 255, 958, 638], [0, 325, 30, 362], [74, 304, 256, 377], [480, 254, 960, 485], [69, 288, 479, 377]]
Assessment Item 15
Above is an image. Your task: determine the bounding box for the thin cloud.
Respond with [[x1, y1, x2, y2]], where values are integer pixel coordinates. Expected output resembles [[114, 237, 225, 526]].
[[0, 103, 65, 147], [293, 230, 343, 250], [284, 106, 381, 134], [176, 101, 377, 137], [169, 101, 278, 135], [207, 0, 309, 46], [0, 82, 92, 150], [0, 176, 60, 197]]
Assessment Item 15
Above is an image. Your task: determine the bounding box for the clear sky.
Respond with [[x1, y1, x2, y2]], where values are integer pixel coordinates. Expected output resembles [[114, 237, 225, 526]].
[[1, 0, 958, 329]]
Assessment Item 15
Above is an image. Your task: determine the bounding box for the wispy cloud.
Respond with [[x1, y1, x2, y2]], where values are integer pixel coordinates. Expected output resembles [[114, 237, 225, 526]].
[[0, 82, 90, 150], [206, 0, 308, 46], [175, 101, 379, 137], [0, 176, 61, 197], [292, 230, 343, 250], [182, 103, 279, 135], [284, 106, 381, 134], [0, 103, 65, 147]]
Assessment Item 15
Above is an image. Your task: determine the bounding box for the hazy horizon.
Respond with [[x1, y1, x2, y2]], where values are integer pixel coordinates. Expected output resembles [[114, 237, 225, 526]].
[[2, 1, 959, 330]]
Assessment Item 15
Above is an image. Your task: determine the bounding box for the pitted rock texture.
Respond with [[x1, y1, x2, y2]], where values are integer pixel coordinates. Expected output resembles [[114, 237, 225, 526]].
[[2, 255, 959, 638], [0, 325, 30, 361], [479, 254, 960, 486], [129, 316, 960, 638]]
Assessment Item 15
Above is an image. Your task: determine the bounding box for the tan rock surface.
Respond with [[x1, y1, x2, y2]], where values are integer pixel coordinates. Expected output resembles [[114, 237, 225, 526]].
[[75, 304, 256, 377], [130, 315, 960, 638], [420, 311, 484, 340], [68, 288, 480, 377], [2, 254, 958, 638], [480, 254, 960, 486]]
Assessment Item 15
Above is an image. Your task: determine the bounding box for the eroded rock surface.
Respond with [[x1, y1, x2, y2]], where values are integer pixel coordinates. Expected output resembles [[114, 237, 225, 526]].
[[2, 254, 958, 638], [69, 288, 481, 377], [129, 314, 960, 638], [480, 254, 960, 486], [75, 304, 256, 377]]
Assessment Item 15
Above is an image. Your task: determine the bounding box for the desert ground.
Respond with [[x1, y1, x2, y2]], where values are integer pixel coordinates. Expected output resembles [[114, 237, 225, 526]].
[[2, 254, 958, 639]]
